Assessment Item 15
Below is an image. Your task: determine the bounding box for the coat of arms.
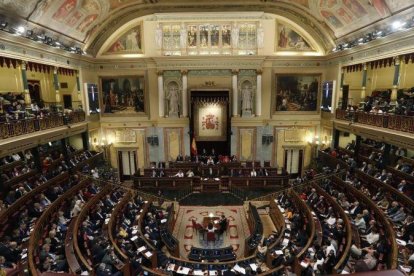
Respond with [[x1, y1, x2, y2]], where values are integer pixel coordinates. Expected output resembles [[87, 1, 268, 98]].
[[201, 114, 219, 130]]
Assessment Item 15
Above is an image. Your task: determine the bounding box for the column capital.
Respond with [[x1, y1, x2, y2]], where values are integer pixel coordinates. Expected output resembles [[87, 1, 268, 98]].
[[157, 70, 163, 76], [181, 70, 188, 76], [54, 67, 58, 74], [256, 69, 262, 75], [21, 61, 27, 70], [363, 63, 367, 71], [394, 56, 401, 66], [232, 69, 239, 75]]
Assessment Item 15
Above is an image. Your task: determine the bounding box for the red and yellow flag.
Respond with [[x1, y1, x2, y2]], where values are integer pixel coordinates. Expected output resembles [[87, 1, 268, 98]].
[[191, 137, 198, 156]]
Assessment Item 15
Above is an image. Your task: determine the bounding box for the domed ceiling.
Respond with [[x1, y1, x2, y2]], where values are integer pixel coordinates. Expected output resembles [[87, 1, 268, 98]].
[[0, 0, 413, 53]]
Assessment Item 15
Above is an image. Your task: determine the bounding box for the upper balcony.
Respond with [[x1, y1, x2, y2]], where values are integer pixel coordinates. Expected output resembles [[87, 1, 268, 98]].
[[0, 110, 86, 140], [335, 109, 414, 134]]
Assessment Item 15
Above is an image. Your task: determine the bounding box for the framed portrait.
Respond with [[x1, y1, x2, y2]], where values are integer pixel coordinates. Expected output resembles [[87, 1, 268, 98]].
[[275, 74, 321, 113], [194, 102, 227, 141], [104, 23, 143, 54], [100, 76, 145, 115]]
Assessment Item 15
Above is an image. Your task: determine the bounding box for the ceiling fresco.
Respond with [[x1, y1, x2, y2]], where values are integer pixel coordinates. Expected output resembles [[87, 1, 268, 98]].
[[0, 0, 413, 48]]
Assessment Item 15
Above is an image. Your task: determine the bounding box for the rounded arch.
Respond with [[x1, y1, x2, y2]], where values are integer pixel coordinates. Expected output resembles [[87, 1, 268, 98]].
[[86, 2, 335, 56]]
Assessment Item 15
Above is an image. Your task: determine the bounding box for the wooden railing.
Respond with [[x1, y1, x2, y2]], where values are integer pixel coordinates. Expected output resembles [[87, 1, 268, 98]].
[[108, 192, 132, 262], [331, 176, 398, 270], [0, 172, 69, 223], [28, 177, 91, 276], [0, 110, 86, 140], [311, 182, 353, 273], [355, 170, 414, 209], [335, 109, 414, 134], [73, 184, 113, 272], [290, 189, 316, 275]]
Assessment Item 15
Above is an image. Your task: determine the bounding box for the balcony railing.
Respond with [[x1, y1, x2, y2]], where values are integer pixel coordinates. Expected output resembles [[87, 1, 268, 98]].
[[335, 109, 414, 134], [0, 110, 86, 140]]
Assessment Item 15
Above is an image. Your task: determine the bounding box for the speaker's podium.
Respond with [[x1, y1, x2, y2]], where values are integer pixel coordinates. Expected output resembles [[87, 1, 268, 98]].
[[200, 178, 221, 192]]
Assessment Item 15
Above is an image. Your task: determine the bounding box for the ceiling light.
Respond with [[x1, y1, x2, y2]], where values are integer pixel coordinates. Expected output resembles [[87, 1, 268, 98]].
[[392, 21, 406, 30], [0, 22, 7, 29], [16, 26, 25, 34]]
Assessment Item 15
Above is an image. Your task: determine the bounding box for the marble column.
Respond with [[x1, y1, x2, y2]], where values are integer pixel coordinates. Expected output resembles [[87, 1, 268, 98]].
[[53, 67, 60, 103], [391, 56, 400, 101], [182, 70, 188, 117], [256, 70, 262, 116], [232, 70, 238, 117], [158, 71, 164, 117], [21, 61, 31, 104], [361, 63, 367, 100]]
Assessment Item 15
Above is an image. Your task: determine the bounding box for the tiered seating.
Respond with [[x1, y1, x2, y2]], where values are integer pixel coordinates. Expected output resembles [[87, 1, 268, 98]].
[[73, 185, 126, 275], [28, 176, 98, 274], [294, 182, 352, 274], [0, 172, 77, 275], [328, 176, 398, 272]]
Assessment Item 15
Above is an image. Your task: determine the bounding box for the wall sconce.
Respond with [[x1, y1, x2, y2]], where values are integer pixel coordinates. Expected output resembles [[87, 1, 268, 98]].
[[307, 135, 319, 146]]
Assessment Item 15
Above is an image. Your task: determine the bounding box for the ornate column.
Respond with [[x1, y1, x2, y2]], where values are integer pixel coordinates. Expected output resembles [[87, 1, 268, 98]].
[[157, 71, 164, 117], [53, 67, 60, 103], [232, 70, 238, 117], [361, 63, 367, 100], [76, 71, 81, 102], [255, 69, 262, 117], [21, 61, 31, 104], [391, 56, 400, 101], [181, 70, 188, 117], [339, 67, 345, 109]]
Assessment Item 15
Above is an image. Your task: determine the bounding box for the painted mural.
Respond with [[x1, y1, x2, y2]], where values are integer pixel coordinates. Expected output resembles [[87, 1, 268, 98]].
[[105, 25, 142, 54], [276, 22, 313, 51]]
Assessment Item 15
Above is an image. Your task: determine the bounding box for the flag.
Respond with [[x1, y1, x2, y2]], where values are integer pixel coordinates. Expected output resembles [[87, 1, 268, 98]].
[[191, 137, 198, 156]]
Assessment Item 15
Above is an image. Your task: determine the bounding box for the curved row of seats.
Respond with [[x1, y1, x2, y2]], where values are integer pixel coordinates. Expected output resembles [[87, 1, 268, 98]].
[[319, 149, 413, 274], [294, 182, 352, 274], [74, 185, 125, 274], [28, 177, 97, 274]]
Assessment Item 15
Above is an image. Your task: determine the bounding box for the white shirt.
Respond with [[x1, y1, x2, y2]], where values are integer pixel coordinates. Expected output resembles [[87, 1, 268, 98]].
[[366, 232, 379, 245]]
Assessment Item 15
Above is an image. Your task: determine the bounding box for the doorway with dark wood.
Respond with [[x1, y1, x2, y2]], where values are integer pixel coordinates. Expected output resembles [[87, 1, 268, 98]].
[[28, 80, 41, 104], [63, 95, 72, 109]]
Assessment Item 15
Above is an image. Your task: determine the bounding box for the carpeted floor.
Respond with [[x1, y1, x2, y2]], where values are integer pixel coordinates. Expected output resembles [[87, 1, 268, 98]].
[[173, 206, 250, 259]]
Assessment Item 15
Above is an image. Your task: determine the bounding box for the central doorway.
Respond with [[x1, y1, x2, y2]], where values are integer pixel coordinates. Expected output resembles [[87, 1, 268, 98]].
[[283, 147, 304, 178], [117, 150, 137, 181], [190, 90, 231, 157]]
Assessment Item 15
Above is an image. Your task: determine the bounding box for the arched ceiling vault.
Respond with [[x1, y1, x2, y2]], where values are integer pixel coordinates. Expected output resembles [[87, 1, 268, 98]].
[[0, 0, 413, 56], [87, 1, 334, 56]]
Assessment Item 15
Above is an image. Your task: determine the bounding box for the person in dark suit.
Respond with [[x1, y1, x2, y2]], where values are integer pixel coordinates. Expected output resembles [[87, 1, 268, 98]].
[[219, 215, 228, 235]]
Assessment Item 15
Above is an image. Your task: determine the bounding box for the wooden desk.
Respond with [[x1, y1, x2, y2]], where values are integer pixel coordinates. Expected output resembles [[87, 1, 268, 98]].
[[202, 216, 220, 228], [201, 179, 220, 192]]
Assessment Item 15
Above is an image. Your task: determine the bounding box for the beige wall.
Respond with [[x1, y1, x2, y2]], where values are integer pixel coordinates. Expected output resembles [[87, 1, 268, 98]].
[[343, 70, 363, 105], [0, 66, 23, 92], [58, 73, 80, 107]]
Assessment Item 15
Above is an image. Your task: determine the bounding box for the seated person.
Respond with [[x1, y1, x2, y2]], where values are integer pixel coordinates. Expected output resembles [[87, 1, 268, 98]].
[[206, 156, 215, 165], [172, 170, 184, 178], [186, 169, 194, 177]]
